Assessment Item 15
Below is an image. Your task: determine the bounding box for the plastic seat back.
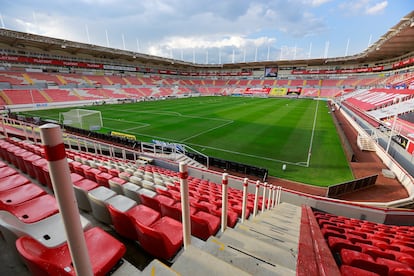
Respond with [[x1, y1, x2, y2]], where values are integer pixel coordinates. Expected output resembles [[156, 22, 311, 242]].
[[140, 193, 161, 212], [16, 235, 73, 275], [133, 219, 170, 259], [16, 227, 126, 276]]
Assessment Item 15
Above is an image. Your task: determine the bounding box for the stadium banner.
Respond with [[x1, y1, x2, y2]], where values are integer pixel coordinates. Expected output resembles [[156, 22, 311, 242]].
[[110, 131, 136, 140], [393, 57, 414, 69], [269, 87, 287, 97], [392, 134, 408, 150], [291, 65, 388, 75], [152, 139, 185, 152], [244, 87, 271, 94]]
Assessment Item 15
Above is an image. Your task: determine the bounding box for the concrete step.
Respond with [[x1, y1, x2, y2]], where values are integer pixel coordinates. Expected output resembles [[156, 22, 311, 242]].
[[234, 221, 298, 251], [171, 245, 250, 276], [138, 259, 180, 275], [201, 229, 297, 274], [251, 203, 302, 236], [175, 154, 207, 169]]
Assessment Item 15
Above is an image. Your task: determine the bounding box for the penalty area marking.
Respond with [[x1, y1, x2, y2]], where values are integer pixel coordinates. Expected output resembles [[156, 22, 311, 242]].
[[131, 130, 309, 167], [185, 142, 309, 167]]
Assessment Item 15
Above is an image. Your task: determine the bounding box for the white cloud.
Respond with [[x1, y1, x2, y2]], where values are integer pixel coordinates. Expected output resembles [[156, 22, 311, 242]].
[[338, 0, 389, 16], [365, 1, 388, 15], [0, 0, 405, 61], [306, 0, 332, 6]]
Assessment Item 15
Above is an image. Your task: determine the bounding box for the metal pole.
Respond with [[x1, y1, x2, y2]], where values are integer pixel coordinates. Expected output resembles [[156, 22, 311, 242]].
[[253, 180, 260, 217], [39, 123, 93, 276], [261, 182, 267, 213], [0, 116, 8, 138], [277, 186, 282, 205], [221, 173, 229, 232], [241, 178, 248, 223], [179, 162, 191, 249], [267, 184, 272, 210], [386, 112, 398, 154]]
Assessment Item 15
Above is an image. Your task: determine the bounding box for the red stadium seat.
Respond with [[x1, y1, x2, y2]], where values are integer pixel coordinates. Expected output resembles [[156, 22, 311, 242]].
[[0, 166, 18, 180], [328, 236, 361, 253], [14, 150, 34, 173], [386, 250, 414, 268], [376, 258, 414, 276], [106, 195, 137, 240], [15, 226, 126, 276], [340, 249, 388, 276], [190, 211, 220, 241], [108, 177, 127, 194], [132, 216, 183, 260], [230, 204, 251, 219], [85, 168, 101, 182], [140, 193, 175, 213], [210, 208, 239, 228], [0, 174, 30, 192], [321, 228, 347, 240], [0, 183, 46, 207], [389, 267, 414, 276], [32, 159, 49, 186], [95, 172, 113, 188], [127, 204, 161, 227], [5, 194, 59, 223], [73, 178, 99, 211], [41, 165, 53, 189], [340, 264, 380, 276], [140, 193, 162, 211], [159, 201, 197, 222]]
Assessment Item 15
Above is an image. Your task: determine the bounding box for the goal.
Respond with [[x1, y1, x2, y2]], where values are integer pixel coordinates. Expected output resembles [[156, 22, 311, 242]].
[[59, 109, 103, 130]]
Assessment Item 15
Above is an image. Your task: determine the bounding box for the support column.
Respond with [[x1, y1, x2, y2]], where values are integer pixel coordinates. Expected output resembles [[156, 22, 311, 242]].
[[40, 123, 93, 276], [179, 162, 191, 249], [241, 177, 248, 222], [221, 173, 229, 232]]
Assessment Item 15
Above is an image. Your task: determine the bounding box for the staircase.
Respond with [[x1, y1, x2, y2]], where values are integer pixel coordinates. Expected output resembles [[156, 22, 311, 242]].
[[357, 134, 376, 151], [139, 203, 301, 275], [0, 90, 12, 105], [39, 90, 53, 102], [174, 153, 207, 170]]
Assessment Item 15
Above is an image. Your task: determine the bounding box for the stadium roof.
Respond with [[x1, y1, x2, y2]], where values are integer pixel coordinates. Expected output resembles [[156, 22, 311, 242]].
[[0, 10, 413, 70]]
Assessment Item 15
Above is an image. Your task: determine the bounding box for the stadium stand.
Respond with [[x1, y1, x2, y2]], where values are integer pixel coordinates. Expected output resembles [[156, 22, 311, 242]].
[[0, 10, 414, 275]]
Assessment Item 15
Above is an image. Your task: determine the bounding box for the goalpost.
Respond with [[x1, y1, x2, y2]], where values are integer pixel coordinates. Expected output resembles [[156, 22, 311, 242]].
[[59, 109, 103, 131]]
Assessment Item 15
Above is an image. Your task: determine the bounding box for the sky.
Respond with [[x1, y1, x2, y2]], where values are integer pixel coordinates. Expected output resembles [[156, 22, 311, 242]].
[[0, 1, 412, 64]]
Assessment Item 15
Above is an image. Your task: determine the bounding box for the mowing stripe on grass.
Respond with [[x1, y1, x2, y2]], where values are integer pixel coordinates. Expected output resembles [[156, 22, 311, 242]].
[[181, 120, 234, 142], [184, 142, 309, 167], [21, 96, 353, 186]]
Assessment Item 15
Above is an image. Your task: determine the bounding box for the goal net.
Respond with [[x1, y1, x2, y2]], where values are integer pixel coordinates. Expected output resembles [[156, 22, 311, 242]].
[[59, 109, 103, 131]]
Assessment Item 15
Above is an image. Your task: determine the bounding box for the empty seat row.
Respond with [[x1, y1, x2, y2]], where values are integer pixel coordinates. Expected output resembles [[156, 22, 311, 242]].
[[0, 151, 128, 275], [313, 210, 414, 275]]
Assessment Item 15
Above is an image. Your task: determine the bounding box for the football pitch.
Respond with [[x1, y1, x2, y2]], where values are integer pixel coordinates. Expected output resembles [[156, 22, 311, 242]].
[[22, 96, 353, 186]]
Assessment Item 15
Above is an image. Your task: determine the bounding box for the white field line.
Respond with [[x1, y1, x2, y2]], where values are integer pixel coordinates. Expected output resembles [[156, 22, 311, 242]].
[[181, 120, 234, 142], [305, 100, 320, 167], [104, 117, 150, 131], [103, 108, 231, 122], [122, 124, 150, 131], [104, 107, 234, 142], [184, 142, 308, 167], [126, 129, 308, 167], [103, 105, 312, 167]]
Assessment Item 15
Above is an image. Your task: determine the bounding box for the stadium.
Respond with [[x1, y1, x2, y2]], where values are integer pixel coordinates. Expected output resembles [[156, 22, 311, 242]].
[[0, 6, 414, 275]]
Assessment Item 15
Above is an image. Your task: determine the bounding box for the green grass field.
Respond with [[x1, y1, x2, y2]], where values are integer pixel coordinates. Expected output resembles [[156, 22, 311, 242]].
[[21, 96, 353, 186]]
